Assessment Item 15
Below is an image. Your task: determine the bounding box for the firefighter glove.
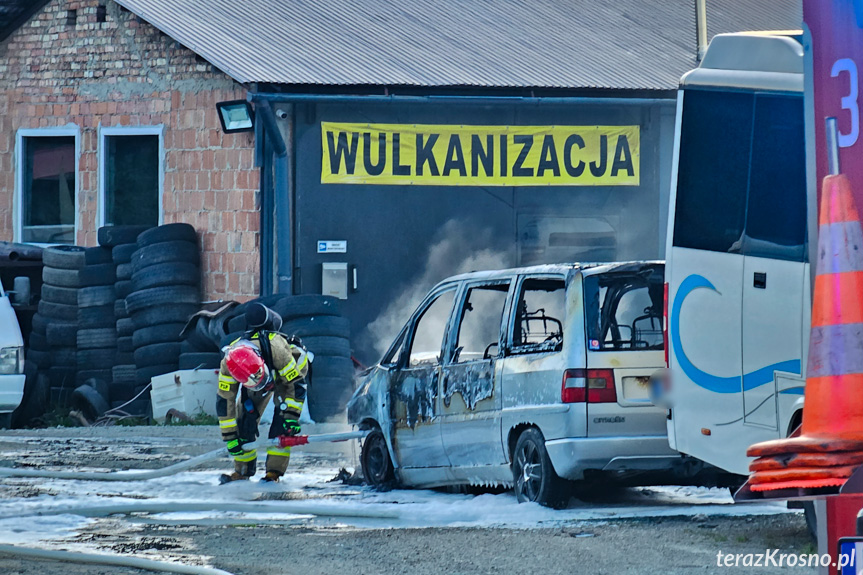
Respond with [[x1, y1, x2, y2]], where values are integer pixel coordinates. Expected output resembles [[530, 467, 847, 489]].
[[226, 439, 246, 457], [281, 419, 301, 437]]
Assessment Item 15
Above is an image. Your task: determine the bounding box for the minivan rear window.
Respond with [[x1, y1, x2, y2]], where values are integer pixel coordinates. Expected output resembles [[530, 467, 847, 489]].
[[584, 268, 664, 351]]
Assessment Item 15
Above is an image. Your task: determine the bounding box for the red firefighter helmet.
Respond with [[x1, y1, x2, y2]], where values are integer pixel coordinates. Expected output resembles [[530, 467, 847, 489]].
[[225, 342, 269, 391]]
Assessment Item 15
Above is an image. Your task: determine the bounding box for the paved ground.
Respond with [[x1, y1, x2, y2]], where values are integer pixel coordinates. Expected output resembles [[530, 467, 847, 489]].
[[0, 426, 816, 575]]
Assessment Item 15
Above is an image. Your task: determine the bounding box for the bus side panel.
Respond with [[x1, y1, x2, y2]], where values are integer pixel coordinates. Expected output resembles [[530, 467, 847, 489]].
[[668, 247, 748, 476]]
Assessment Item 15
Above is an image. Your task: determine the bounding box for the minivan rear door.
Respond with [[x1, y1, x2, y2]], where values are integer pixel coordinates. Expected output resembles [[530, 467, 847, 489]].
[[583, 264, 668, 438]]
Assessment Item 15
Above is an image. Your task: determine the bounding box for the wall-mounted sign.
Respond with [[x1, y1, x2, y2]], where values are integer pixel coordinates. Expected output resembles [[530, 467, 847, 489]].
[[320, 122, 639, 186], [317, 240, 347, 253]]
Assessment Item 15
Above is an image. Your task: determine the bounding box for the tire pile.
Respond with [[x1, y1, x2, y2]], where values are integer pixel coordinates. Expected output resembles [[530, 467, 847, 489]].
[[33, 246, 86, 406], [126, 224, 202, 415], [96, 225, 151, 414], [184, 294, 354, 422]]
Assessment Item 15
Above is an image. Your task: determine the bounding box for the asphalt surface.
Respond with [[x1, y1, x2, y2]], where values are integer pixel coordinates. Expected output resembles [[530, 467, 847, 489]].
[[0, 426, 815, 575]]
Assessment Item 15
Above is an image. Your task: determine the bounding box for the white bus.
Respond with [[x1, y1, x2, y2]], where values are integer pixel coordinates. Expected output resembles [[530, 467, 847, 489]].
[[664, 32, 811, 477]]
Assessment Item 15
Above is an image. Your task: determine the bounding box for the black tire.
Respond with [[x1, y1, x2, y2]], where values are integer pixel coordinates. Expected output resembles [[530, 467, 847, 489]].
[[115, 280, 133, 299], [116, 337, 133, 354], [37, 300, 77, 321], [116, 263, 133, 281], [29, 332, 48, 351], [84, 247, 113, 265], [112, 365, 137, 383], [132, 323, 186, 349], [312, 356, 355, 379], [270, 295, 341, 320], [45, 321, 77, 347], [282, 316, 350, 339], [75, 371, 111, 397], [179, 352, 222, 370], [307, 376, 353, 422], [126, 286, 199, 314], [98, 225, 151, 248], [42, 267, 80, 288], [26, 349, 51, 367], [219, 331, 244, 348], [78, 286, 115, 307], [31, 313, 49, 335], [79, 264, 116, 287], [136, 364, 178, 385], [77, 348, 117, 366], [226, 314, 247, 334], [130, 305, 198, 329], [303, 336, 351, 357], [78, 305, 115, 329], [512, 428, 569, 508], [113, 299, 126, 317], [117, 318, 135, 337], [77, 328, 117, 349], [41, 285, 78, 305], [131, 241, 199, 272], [130, 262, 200, 291], [116, 351, 134, 365], [42, 246, 85, 270], [137, 223, 197, 247], [48, 366, 76, 387], [134, 342, 181, 367], [361, 429, 396, 488], [111, 243, 138, 264], [70, 385, 110, 422]]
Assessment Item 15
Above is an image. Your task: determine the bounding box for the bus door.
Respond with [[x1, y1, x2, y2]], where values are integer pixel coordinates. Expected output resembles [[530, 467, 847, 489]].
[[740, 94, 807, 431]]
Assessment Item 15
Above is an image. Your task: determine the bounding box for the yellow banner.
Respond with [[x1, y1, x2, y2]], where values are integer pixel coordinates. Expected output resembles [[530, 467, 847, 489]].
[[320, 122, 639, 186]]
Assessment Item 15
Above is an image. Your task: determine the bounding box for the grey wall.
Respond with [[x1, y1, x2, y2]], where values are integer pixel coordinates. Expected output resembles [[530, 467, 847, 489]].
[[287, 98, 675, 364]]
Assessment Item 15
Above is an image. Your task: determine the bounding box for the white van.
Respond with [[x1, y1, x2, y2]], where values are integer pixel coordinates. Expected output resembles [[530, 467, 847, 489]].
[[0, 278, 26, 427], [663, 32, 809, 476]]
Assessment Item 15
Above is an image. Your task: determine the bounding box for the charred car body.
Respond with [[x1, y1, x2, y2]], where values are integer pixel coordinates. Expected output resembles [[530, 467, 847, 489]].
[[349, 261, 697, 507]]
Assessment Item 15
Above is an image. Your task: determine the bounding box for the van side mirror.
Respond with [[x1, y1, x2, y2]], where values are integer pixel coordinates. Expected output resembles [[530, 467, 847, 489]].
[[11, 277, 30, 306]]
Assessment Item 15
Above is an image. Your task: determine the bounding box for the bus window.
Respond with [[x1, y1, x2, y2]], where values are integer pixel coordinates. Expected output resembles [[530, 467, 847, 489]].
[[743, 95, 806, 262], [673, 90, 753, 253]]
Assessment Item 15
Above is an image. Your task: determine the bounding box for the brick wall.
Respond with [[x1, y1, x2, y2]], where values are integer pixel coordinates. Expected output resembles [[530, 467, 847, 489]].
[[0, 0, 260, 301]]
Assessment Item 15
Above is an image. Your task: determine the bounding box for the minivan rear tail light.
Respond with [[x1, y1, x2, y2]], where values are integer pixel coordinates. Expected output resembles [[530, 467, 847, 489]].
[[561, 369, 616, 403], [663, 282, 669, 366]]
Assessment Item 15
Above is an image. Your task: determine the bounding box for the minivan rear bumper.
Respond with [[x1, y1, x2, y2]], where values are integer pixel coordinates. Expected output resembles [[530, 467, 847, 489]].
[[0, 374, 25, 413], [545, 435, 680, 480]]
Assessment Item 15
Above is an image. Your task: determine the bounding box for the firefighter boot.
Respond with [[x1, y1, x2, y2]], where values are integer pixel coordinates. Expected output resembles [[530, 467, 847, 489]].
[[260, 471, 281, 483], [218, 472, 250, 485]]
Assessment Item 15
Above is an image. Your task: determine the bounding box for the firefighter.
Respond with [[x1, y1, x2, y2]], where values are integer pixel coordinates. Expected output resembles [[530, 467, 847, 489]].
[[216, 327, 309, 484]]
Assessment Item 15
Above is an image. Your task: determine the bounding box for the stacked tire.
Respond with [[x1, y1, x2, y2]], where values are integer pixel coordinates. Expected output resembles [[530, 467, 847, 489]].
[[219, 295, 353, 422], [37, 246, 86, 406], [75, 245, 118, 409], [126, 224, 201, 415], [102, 226, 151, 414]]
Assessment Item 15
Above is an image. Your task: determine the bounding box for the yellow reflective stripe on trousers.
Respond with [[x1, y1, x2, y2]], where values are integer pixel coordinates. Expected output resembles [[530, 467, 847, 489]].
[[267, 446, 291, 457], [284, 398, 303, 411], [219, 418, 237, 429], [233, 449, 257, 462]]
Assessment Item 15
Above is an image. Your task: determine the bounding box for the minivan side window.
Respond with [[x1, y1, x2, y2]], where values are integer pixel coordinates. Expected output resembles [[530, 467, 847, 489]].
[[451, 283, 510, 363], [408, 289, 456, 367], [584, 269, 664, 351], [509, 277, 565, 355]]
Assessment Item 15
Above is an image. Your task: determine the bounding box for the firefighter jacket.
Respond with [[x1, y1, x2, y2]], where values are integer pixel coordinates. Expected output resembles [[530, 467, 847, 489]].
[[216, 332, 309, 446]]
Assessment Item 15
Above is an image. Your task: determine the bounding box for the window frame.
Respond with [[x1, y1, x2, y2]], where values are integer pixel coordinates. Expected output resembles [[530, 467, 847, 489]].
[[15, 127, 81, 246], [400, 284, 460, 369], [445, 278, 514, 365], [98, 125, 165, 229], [505, 273, 567, 356]]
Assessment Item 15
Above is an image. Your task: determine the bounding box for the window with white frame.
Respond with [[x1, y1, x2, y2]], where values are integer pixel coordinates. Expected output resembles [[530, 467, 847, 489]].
[[18, 131, 77, 244], [100, 127, 162, 227]]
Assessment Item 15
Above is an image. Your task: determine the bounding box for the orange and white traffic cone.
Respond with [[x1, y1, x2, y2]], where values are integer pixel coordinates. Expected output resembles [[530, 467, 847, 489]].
[[746, 172, 863, 491]]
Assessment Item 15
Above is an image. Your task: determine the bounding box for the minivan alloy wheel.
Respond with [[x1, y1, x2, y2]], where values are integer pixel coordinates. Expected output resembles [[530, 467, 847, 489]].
[[516, 441, 542, 501], [512, 428, 569, 508], [361, 429, 395, 488]]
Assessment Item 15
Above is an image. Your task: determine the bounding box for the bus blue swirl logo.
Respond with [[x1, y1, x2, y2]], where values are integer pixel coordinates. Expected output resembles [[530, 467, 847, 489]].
[[671, 274, 801, 394]]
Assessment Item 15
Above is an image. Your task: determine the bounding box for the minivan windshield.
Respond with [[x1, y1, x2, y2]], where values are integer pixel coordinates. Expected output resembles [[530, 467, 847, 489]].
[[584, 266, 664, 351]]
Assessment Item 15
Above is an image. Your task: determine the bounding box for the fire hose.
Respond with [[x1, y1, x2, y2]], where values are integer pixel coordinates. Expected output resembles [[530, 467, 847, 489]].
[[0, 430, 369, 481]]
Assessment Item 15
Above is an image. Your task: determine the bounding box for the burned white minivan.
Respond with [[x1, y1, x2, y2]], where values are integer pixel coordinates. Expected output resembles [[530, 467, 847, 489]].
[[348, 262, 687, 507]]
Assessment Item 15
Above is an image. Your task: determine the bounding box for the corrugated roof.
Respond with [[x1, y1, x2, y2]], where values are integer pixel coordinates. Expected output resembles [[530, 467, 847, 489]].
[[113, 0, 801, 91]]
